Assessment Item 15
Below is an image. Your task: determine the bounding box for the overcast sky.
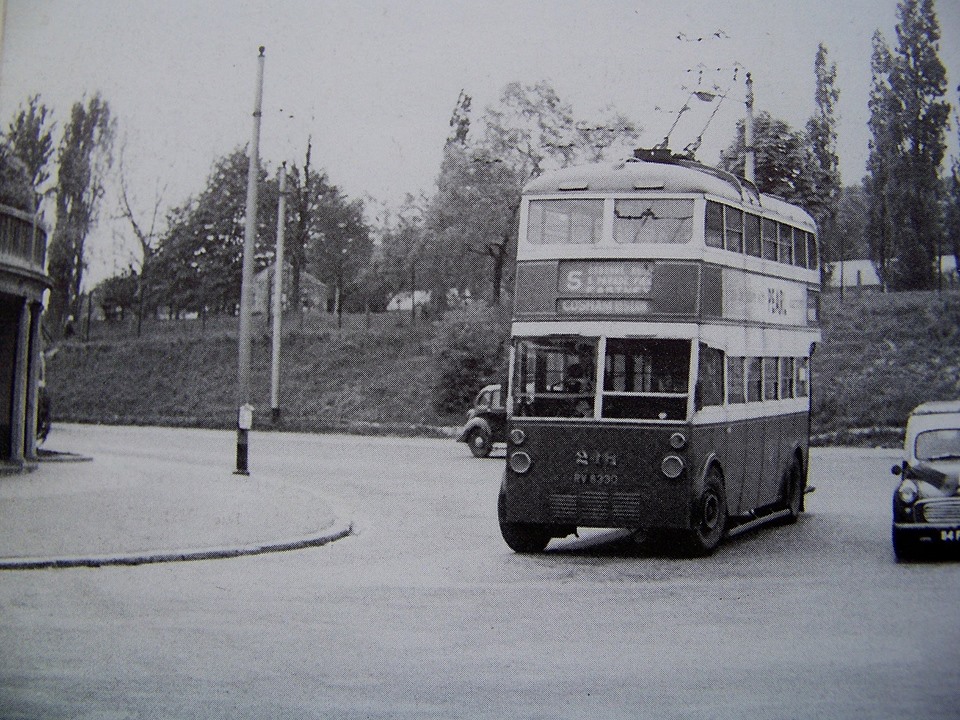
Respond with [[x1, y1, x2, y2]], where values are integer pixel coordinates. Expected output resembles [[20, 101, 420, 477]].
[[1, 0, 958, 283]]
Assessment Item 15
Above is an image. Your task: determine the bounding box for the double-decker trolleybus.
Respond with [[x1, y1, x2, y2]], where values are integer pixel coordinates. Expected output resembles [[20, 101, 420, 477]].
[[498, 149, 821, 555]]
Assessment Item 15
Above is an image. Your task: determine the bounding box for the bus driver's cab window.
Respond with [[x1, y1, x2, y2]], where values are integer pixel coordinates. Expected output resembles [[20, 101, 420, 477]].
[[601, 339, 690, 421], [513, 338, 596, 418]]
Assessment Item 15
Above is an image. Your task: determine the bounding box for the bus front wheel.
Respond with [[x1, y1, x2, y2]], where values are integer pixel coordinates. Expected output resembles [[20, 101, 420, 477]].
[[682, 469, 728, 556], [498, 491, 551, 553]]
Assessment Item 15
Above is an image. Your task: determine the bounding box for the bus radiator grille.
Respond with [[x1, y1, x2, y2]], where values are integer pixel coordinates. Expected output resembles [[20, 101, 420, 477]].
[[920, 499, 960, 523], [549, 492, 644, 525]]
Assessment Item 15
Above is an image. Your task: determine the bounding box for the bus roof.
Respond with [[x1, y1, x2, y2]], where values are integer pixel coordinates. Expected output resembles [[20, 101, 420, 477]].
[[523, 157, 817, 230]]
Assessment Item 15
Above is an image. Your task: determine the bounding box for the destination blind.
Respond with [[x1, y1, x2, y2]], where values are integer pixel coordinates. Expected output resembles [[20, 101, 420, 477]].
[[513, 259, 811, 326]]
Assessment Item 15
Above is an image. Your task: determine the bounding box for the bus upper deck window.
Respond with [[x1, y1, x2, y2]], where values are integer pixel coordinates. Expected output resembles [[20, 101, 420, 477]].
[[744, 214, 761, 257], [614, 199, 694, 244], [527, 200, 603, 245], [705, 201, 724, 248]]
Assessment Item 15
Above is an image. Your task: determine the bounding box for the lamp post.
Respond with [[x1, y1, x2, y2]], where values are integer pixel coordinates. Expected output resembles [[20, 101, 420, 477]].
[[235, 45, 265, 476], [270, 163, 287, 422]]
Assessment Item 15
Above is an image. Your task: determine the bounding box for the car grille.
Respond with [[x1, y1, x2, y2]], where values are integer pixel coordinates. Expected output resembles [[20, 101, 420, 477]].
[[549, 492, 644, 526], [919, 498, 960, 523]]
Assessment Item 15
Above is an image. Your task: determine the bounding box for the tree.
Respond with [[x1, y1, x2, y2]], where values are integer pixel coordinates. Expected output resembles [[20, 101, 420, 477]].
[[865, 0, 951, 290], [719, 111, 815, 205], [94, 269, 138, 321], [307, 183, 372, 322], [420, 83, 642, 306], [117, 162, 165, 335], [47, 93, 115, 333], [806, 44, 842, 287], [479, 81, 642, 180], [865, 30, 899, 290], [946, 107, 960, 280], [1, 95, 55, 212], [424, 143, 521, 305], [153, 148, 278, 316]]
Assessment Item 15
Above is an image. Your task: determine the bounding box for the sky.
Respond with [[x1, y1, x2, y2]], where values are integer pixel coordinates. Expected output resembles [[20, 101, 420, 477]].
[[1, 0, 959, 285]]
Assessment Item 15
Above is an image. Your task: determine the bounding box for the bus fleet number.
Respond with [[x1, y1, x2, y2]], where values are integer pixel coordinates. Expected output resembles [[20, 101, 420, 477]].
[[767, 288, 787, 316]]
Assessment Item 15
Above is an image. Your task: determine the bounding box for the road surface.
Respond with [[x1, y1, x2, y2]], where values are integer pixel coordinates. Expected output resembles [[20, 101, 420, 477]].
[[2, 425, 958, 719]]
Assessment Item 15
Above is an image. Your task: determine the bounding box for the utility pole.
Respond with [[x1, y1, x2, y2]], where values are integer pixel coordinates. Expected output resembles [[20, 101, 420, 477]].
[[271, 163, 287, 423], [235, 45, 265, 475]]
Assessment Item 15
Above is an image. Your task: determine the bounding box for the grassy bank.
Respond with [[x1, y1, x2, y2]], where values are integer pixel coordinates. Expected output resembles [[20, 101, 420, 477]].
[[46, 289, 960, 445]]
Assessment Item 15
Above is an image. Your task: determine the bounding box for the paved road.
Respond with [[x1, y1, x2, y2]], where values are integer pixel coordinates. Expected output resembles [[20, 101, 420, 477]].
[[2, 425, 959, 719]]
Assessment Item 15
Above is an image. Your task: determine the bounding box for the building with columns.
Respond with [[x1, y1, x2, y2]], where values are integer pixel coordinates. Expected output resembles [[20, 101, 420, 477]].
[[0, 203, 49, 469]]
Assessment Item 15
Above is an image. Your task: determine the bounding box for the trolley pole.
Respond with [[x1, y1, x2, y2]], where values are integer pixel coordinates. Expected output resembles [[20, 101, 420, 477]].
[[270, 163, 287, 423], [235, 45, 265, 476]]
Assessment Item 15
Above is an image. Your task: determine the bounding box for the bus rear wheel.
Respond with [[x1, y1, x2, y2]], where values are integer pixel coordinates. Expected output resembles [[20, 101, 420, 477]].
[[780, 458, 804, 524], [682, 470, 727, 556], [498, 491, 551, 553]]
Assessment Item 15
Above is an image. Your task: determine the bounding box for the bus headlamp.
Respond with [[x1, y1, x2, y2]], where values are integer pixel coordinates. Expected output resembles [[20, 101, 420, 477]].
[[661, 455, 684, 479], [510, 451, 532, 474], [897, 480, 919, 505], [669, 432, 687, 450], [509, 428, 526, 445]]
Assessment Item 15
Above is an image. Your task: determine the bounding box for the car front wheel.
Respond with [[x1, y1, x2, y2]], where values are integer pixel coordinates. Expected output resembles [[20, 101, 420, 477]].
[[467, 427, 492, 458], [892, 526, 919, 562]]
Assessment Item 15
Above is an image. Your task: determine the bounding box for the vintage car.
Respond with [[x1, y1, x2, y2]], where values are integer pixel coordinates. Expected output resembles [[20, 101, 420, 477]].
[[456, 384, 507, 458], [891, 400, 960, 561]]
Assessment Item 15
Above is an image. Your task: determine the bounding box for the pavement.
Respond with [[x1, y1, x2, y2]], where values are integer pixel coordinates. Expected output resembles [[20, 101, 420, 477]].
[[0, 444, 353, 571]]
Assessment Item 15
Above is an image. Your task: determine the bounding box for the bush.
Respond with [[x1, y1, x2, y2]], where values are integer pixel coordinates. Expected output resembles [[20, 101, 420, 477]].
[[430, 302, 510, 415]]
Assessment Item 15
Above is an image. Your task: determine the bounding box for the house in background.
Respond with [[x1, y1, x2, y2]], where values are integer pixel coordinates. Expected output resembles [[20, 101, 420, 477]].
[[826, 259, 882, 290], [827, 255, 958, 291], [0, 203, 48, 468], [252, 263, 327, 315], [387, 290, 432, 312]]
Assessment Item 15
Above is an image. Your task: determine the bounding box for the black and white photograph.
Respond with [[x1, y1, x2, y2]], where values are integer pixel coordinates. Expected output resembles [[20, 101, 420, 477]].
[[1, 1, 959, 717]]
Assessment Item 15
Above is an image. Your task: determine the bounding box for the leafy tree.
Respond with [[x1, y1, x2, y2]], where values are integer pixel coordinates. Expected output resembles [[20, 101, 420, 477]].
[[47, 93, 116, 333], [430, 302, 510, 415], [307, 182, 372, 319], [806, 44, 842, 284], [417, 83, 641, 307], [478, 81, 642, 180], [865, 0, 951, 290], [865, 31, 899, 289], [835, 186, 871, 261], [720, 111, 815, 204], [94, 269, 138, 321], [423, 143, 522, 306], [0, 95, 55, 212], [375, 196, 428, 315], [153, 148, 278, 316], [946, 110, 960, 280]]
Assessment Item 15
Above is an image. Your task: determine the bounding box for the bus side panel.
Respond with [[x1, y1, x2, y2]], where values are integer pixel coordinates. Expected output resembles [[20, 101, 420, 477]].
[[503, 422, 692, 530], [738, 416, 768, 514], [723, 421, 750, 516], [758, 414, 784, 508], [748, 411, 809, 510], [689, 422, 748, 518]]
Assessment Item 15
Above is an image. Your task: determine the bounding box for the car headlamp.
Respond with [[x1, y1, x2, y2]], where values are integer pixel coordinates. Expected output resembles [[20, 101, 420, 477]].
[[897, 480, 919, 505]]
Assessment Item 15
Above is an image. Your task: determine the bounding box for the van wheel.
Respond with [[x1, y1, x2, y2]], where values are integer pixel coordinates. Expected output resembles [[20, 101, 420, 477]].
[[498, 491, 550, 553], [682, 468, 727, 556], [468, 427, 492, 458]]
